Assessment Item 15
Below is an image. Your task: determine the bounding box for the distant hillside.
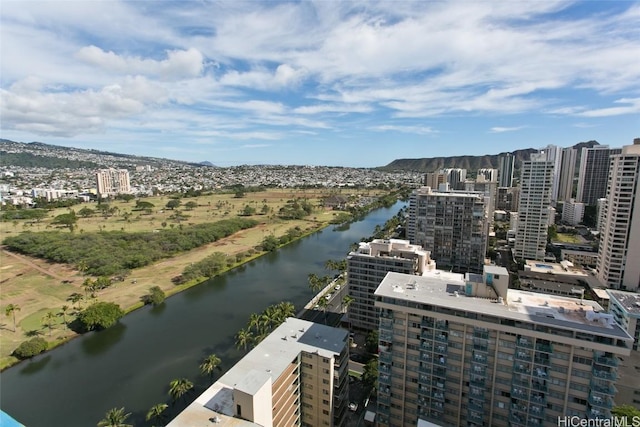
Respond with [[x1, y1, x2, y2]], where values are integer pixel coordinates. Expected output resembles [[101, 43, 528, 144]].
[[379, 141, 600, 172]]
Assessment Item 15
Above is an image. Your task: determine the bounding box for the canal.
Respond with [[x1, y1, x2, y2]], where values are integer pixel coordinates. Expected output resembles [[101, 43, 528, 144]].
[[0, 202, 403, 427]]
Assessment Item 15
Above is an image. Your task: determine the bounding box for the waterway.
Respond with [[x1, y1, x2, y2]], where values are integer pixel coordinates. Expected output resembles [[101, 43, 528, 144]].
[[0, 202, 403, 427]]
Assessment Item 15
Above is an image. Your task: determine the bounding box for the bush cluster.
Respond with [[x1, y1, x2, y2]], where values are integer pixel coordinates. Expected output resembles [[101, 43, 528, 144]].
[[13, 337, 48, 359]]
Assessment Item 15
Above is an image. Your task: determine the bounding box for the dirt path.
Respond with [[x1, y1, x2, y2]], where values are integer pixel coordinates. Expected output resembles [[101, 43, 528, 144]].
[[1, 249, 67, 281]]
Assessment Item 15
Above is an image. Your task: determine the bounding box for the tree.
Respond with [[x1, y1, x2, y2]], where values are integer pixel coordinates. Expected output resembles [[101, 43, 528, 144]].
[[58, 305, 70, 329], [235, 328, 253, 351], [168, 378, 193, 403], [241, 204, 256, 216], [5, 303, 20, 332], [52, 212, 77, 231], [261, 204, 270, 215], [261, 235, 279, 252], [308, 273, 323, 293], [166, 199, 181, 210], [78, 302, 124, 331], [97, 407, 132, 427], [78, 207, 95, 218], [200, 353, 222, 383], [362, 358, 379, 391], [365, 330, 379, 354], [42, 311, 56, 336], [146, 403, 168, 426], [317, 297, 332, 325], [612, 405, 640, 425], [67, 293, 84, 311], [143, 286, 166, 306], [342, 295, 354, 314], [184, 201, 198, 210], [13, 337, 47, 359]]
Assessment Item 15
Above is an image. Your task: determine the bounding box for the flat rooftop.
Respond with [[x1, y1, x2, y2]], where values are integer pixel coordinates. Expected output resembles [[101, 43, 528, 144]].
[[608, 290, 640, 316], [375, 272, 633, 342], [167, 318, 347, 427]]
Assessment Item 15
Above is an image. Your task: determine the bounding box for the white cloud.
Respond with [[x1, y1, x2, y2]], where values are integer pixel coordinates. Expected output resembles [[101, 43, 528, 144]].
[[490, 126, 526, 133], [372, 125, 437, 135], [575, 98, 640, 118], [76, 46, 204, 79]]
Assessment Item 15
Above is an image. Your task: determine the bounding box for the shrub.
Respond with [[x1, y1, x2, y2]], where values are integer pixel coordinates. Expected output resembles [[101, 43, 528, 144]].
[[78, 302, 124, 331], [142, 286, 166, 306], [13, 337, 48, 359]]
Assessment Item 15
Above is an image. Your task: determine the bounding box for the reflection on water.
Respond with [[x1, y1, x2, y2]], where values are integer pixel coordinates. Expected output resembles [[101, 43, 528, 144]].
[[19, 355, 52, 375], [81, 322, 127, 356]]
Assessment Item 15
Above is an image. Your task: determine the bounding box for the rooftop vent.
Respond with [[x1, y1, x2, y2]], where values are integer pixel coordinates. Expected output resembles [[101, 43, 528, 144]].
[[498, 297, 504, 304], [454, 291, 459, 297]]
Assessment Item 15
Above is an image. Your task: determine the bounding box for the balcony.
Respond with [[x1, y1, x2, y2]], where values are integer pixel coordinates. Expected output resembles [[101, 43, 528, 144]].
[[511, 387, 528, 399], [592, 368, 617, 381], [511, 403, 528, 414], [468, 400, 484, 413], [531, 380, 547, 392], [380, 319, 393, 330], [510, 413, 527, 426], [418, 386, 430, 396], [590, 380, 617, 396], [472, 352, 487, 364], [470, 376, 485, 388], [435, 333, 448, 343], [435, 321, 448, 331], [421, 341, 433, 351], [593, 355, 619, 368], [515, 350, 531, 361], [421, 330, 433, 340], [530, 393, 546, 405], [533, 367, 548, 378], [469, 386, 485, 399], [534, 355, 550, 366], [432, 391, 444, 402], [588, 408, 611, 420], [473, 342, 488, 352], [380, 332, 393, 342], [435, 344, 447, 353], [512, 376, 530, 389], [516, 338, 533, 349], [379, 352, 392, 363], [535, 342, 553, 353], [379, 374, 391, 385], [422, 318, 434, 328], [529, 404, 544, 417], [471, 365, 486, 377], [467, 411, 484, 424], [589, 393, 613, 409], [514, 364, 530, 375]]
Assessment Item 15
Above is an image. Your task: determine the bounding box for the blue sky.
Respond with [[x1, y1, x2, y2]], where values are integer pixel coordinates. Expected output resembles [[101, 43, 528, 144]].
[[1, 1, 639, 167]]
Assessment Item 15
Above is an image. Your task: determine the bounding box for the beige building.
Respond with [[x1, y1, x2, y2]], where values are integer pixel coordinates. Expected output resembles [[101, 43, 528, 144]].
[[607, 290, 640, 409], [167, 318, 349, 427], [95, 168, 130, 197], [347, 239, 436, 331], [374, 267, 633, 427]]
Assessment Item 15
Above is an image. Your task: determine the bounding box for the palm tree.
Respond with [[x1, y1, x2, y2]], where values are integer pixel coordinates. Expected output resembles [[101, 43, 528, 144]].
[[168, 378, 193, 404], [277, 301, 296, 320], [5, 303, 20, 332], [42, 311, 56, 336], [317, 297, 332, 325], [97, 407, 132, 427], [58, 305, 70, 329], [247, 312, 260, 334], [145, 403, 168, 426], [308, 273, 323, 293], [67, 292, 84, 311], [200, 353, 222, 383], [342, 295, 355, 314], [235, 328, 253, 351]]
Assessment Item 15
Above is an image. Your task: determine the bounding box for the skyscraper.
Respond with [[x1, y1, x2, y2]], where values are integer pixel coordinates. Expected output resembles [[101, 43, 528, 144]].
[[557, 147, 577, 202], [541, 145, 562, 202], [95, 168, 131, 197], [514, 152, 554, 261], [375, 269, 633, 427], [596, 139, 640, 292], [477, 168, 498, 182], [498, 153, 515, 188], [576, 146, 621, 205], [347, 239, 435, 331], [408, 187, 488, 273]]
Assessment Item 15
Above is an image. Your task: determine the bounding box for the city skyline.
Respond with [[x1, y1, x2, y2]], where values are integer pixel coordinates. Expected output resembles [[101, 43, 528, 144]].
[[1, 1, 639, 167]]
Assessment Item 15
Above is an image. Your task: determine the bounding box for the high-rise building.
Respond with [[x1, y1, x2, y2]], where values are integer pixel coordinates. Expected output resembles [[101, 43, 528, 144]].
[[442, 168, 467, 190], [465, 177, 497, 226], [477, 168, 498, 182], [374, 269, 633, 427], [496, 187, 519, 212], [95, 168, 131, 197], [607, 290, 640, 408], [557, 147, 577, 202], [424, 172, 446, 190], [576, 146, 622, 205], [596, 140, 640, 292], [407, 187, 488, 273], [498, 153, 515, 188], [561, 199, 584, 226], [167, 318, 349, 427], [514, 152, 554, 261], [347, 239, 436, 331], [541, 145, 562, 202]]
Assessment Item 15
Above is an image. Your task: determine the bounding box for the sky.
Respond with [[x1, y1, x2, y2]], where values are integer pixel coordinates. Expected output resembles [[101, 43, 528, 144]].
[[1, 1, 639, 168]]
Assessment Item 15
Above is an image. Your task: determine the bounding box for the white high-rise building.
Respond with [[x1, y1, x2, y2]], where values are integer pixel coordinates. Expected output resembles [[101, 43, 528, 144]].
[[561, 199, 584, 226], [477, 168, 498, 182], [596, 139, 640, 292], [577, 146, 622, 205], [347, 239, 435, 331], [557, 147, 577, 202], [95, 168, 131, 197], [514, 152, 554, 261], [442, 168, 467, 190], [498, 153, 515, 188], [408, 187, 488, 273], [541, 145, 562, 202]]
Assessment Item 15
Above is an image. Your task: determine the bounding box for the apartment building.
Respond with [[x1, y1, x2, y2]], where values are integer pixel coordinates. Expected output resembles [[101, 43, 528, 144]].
[[577, 146, 621, 206], [374, 268, 633, 427], [498, 153, 515, 188], [477, 168, 498, 182], [561, 199, 585, 226], [496, 186, 519, 212], [465, 176, 497, 226], [407, 187, 488, 274], [607, 291, 640, 409], [95, 168, 131, 197], [541, 145, 563, 202], [347, 239, 436, 331], [596, 139, 640, 292], [514, 152, 554, 261], [167, 318, 349, 427], [558, 147, 577, 202]]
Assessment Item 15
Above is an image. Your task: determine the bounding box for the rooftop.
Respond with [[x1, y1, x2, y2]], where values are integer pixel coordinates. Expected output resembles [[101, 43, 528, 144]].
[[608, 290, 640, 316], [375, 272, 633, 343], [167, 318, 347, 427]]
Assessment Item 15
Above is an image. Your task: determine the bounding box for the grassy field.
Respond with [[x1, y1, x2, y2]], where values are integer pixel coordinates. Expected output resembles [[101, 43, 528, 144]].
[[0, 188, 384, 369], [553, 233, 585, 244]]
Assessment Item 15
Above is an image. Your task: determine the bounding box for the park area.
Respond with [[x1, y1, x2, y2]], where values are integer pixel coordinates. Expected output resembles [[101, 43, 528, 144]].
[[0, 188, 383, 369]]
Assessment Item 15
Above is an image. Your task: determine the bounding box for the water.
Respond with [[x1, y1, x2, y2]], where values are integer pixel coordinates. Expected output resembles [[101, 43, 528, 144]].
[[0, 202, 403, 427]]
